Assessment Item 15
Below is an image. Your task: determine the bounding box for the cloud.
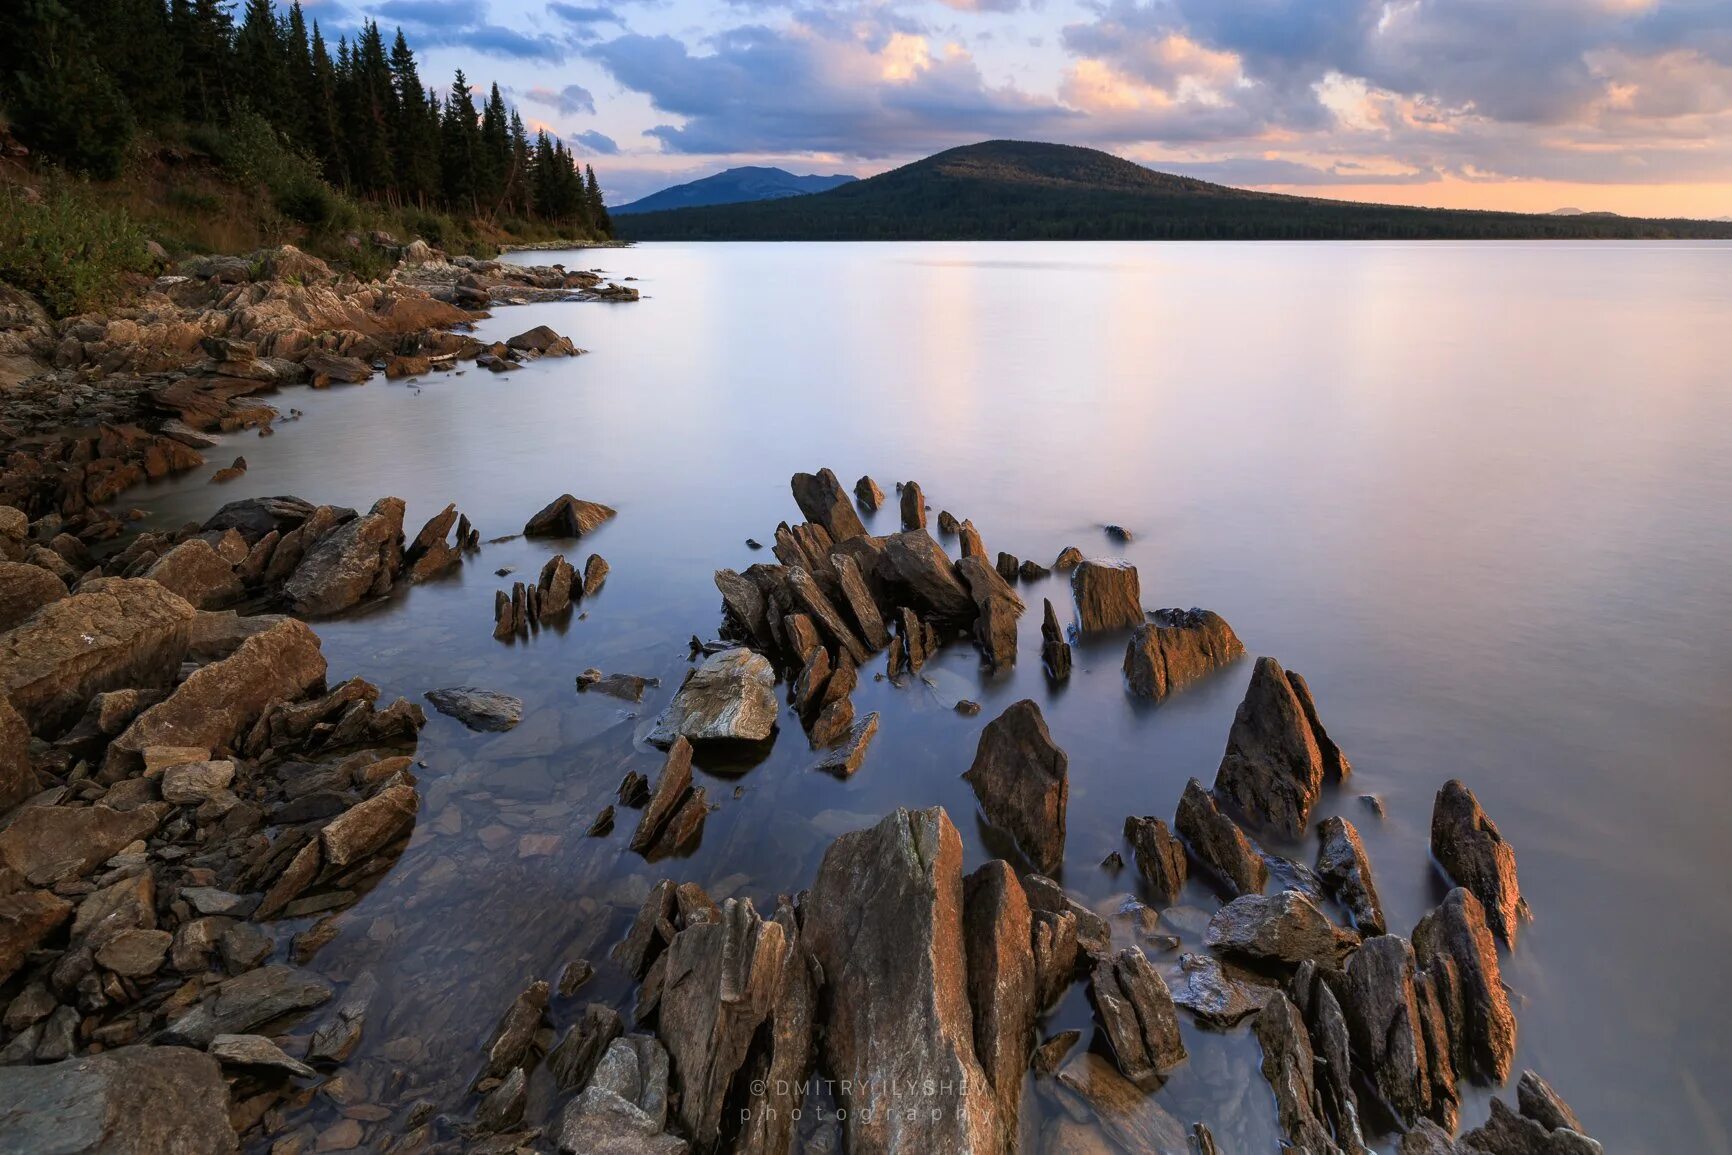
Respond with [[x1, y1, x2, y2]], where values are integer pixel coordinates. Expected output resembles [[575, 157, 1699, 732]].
[[374, 0, 484, 24], [527, 83, 598, 116], [547, 2, 618, 22], [586, 15, 1079, 157], [367, 0, 573, 61], [572, 129, 620, 154]]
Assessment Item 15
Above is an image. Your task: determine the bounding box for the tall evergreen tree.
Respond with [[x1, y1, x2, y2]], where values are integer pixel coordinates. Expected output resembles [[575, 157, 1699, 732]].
[[439, 70, 481, 213], [387, 29, 437, 206], [234, 0, 287, 126], [307, 22, 343, 181]]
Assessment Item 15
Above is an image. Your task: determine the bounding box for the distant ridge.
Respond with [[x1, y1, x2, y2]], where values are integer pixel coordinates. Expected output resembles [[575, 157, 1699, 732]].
[[615, 140, 1732, 242], [613, 166, 857, 215]]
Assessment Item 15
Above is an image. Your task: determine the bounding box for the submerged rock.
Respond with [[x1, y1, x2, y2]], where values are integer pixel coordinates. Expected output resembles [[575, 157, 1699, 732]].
[[1430, 780, 1527, 945], [645, 648, 778, 746], [1071, 559, 1143, 632], [811, 711, 879, 778], [962, 699, 1069, 874], [424, 687, 523, 732], [802, 807, 1003, 1153], [1213, 656, 1348, 836], [1123, 608, 1244, 700]]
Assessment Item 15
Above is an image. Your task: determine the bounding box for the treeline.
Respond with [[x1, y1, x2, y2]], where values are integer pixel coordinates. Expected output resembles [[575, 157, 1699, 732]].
[[0, 0, 612, 235]]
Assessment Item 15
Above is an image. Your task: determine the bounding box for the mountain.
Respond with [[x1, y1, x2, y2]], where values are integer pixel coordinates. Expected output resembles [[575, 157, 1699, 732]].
[[615, 140, 1732, 241], [1548, 208, 1586, 215], [612, 167, 857, 215]]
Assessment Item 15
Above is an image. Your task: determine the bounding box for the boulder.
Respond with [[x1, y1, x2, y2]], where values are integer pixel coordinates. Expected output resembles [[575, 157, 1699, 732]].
[[1204, 890, 1359, 968], [962, 861, 1036, 1133], [1174, 778, 1267, 897], [108, 618, 326, 772], [1088, 947, 1186, 1089], [524, 494, 617, 538], [791, 469, 868, 542], [160, 759, 236, 804], [557, 1036, 688, 1155], [1254, 991, 1343, 1154], [855, 476, 885, 511], [1429, 780, 1526, 945], [0, 560, 66, 631], [1169, 951, 1271, 1027], [1123, 608, 1244, 700], [1, 693, 33, 814], [321, 783, 418, 867], [302, 350, 371, 385], [1413, 887, 1516, 1086], [0, 805, 161, 882], [645, 649, 777, 746], [878, 530, 975, 623], [962, 699, 1068, 874], [1123, 815, 1187, 903], [160, 964, 333, 1046], [1071, 559, 1142, 632], [899, 481, 926, 530], [0, 1045, 237, 1153], [506, 324, 578, 355], [1213, 657, 1346, 836], [1340, 934, 1445, 1128], [802, 807, 1003, 1153], [1, 889, 73, 984], [424, 687, 522, 732], [1316, 816, 1386, 935], [284, 496, 405, 615], [0, 577, 197, 735]]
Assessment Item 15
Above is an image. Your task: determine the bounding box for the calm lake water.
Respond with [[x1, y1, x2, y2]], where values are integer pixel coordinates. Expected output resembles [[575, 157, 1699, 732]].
[[135, 241, 1732, 1151]]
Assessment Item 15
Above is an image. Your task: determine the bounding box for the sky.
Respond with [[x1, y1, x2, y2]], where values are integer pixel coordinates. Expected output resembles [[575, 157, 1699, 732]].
[[310, 0, 1732, 217]]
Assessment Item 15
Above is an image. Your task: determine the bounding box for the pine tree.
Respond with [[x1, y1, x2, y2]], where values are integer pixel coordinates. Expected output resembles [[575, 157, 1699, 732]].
[[234, 0, 287, 127], [585, 165, 611, 237], [477, 83, 510, 216], [439, 70, 481, 213], [307, 22, 343, 181], [0, 0, 134, 178], [177, 0, 235, 124], [388, 29, 437, 206]]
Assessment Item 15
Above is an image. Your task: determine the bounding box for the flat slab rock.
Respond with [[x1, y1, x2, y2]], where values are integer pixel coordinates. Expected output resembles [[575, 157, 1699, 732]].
[[0, 1044, 237, 1153], [645, 649, 777, 746], [1204, 889, 1360, 968], [425, 687, 524, 732]]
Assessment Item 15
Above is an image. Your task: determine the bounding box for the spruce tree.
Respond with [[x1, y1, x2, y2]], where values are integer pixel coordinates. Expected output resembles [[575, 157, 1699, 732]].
[[307, 22, 343, 182], [234, 0, 287, 126], [585, 165, 611, 237], [439, 70, 481, 213], [388, 29, 437, 206]]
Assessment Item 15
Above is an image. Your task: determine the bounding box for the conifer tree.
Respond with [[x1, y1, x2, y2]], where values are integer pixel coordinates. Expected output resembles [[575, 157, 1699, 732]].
[[440, 70, 481, 213]]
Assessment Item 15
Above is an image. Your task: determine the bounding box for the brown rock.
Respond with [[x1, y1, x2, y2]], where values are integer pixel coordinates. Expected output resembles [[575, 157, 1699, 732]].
[[1174, 778, 1267, 897], [962, 699, 1068, 874], [0, 560, 66, 632], [1341, 934, 1450, 1129], [0, 805, 161, 883], [1204, 890, 1360, 968], [1316, 816, 1386, 935], [962, 861, 1036, 1133], [855, 475, 885, 511], [791, 469, 868, 542], [1213, 656, 1343, 836], [0, 1045, 237, 1153], [1040, 597, 1071, 681], [1071, 559, 1142, 632], [878, 529, 975, 623], [1, 889, 73, 984], [1123, 608, 1244, 700], [1088, 947, 1186, 1089], [1254, 991, 1343, 1154], [1123, 815, 1187, 903], [899, 480, 927, 530], [284, 497, 405, 615], [1, 694, 34, 814], [1412, 887, 1517, 1087], [524, 494, 616, 537], [832, 552, 890, 650], [321, 783, 418, 868], [1429, 780, 1527, 945]]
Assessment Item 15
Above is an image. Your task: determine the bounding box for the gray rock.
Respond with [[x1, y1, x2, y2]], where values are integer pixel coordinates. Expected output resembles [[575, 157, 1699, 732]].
[[548, 1003, 624, 1091], [1204, 890, 1360, 968], [284, 496, 404, 615], [1316, 816, 1386, 935], [645, 649, 778, 746], [210, 1032, 316, 1077], [1430, 780, 1527, 946], [1088, 947, 1187, 1088], [0, 560, 68, 632], [161, 965, 333, 1046], [1169, 951, 1271, 1027], [424, 687, 523, 732], [0, 1045, 237, 1153], [1071, 558, 1142, 632], [1254, 991, 1344, 1154], [962, 699, 1068, 874], [1123, 608, 1244, 700]]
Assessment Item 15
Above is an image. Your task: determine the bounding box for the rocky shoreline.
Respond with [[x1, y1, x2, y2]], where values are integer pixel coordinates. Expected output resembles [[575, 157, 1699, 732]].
[[0, 250, 1604, 1153]]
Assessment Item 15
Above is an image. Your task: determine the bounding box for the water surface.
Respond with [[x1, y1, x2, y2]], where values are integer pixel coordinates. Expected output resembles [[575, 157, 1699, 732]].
[[137, 241, 1732, 1151]]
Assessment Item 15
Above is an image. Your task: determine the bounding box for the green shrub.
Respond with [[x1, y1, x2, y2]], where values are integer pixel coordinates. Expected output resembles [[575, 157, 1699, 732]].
[[0, 179, 152, 317]]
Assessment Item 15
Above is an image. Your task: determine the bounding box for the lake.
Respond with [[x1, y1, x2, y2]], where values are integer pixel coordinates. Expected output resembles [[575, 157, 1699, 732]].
[[133, 240, 1732, 1151]]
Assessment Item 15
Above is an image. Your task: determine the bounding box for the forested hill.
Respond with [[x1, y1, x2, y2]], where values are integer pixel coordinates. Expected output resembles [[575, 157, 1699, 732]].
[[616, 140, 1732, 242]]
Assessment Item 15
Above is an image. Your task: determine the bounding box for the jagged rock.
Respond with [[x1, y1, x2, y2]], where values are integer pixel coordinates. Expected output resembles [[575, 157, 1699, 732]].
[[1430, 780, 1527, 945], [962, 861, 1036, 1133], [802, 807, 1003, 1152], [322, 782, 418, 867], [284, 496, 405, 615], [557, 1036, 687, 1155], [899, 480, 926, 530], [1254, 991, 1344, 1154], [202, 496, 318, 542], [107, 618, 326, 772], [1071, 559, 1142, 632], [1, 694, 33, 814], [1340, 934, 1445, 1128], [1123, 609, 1244, 700], [855, 475, 885, 511], [1175, 778, 1267, 897], [1055, 1050, 1189, 1152], [1030, 907, 1080, 1009], [0, 804, 161, 883], [878, 529, 974, 622], [0, 1045, 237, 1152], [1018, 559, 1050, 582], [832, 553, 889, 650], [1024, 872, 1110, 960], [734, 899, 819, 1155], [584, 553, 610, 596], [958, 519, 987, 560], [1316, 816, 1386, 935], [308, 973, 377, 1065], [161, 964, 333, 1046], [1, 889, 73, 984], [538, 554, 578, 618], [645, 648, 777, 746], [962, 699, 1068, 874], [957, 555, 1023, 668], [1452, 1072, 1604, 1154], [1291, 961, 1368, 1151], [629, 737, 709, 858], [1040, 597, 1072, 681], [1213, 656, 1346, 836], [160, 758, 236, 804], [140, 538, 241, 609], [1170, 951, 1271, 1027], [548, 1003, 624, 1091], [506, 324, 578, 354], [424, 687, 522, 731], [1401, 1120, 1462, 1154], [524, 494, 617, 537], [657, 898, 787, 1147], [1088, 947, 1186, 1089], [477, 980, 550, 1084], [404, 503, 462, 581], [1124, 815, 1187, 903], [0, 559, 67, 631], [0, 577, 197, 735], [995, 551, 1019, 582], [1204, 890, 1359, 968], [811, 710, 878, 778], [791, 469, 868, 542], [1413, 887, 1517, 1086], [788, 567, 868, 665], [211, 1032, 316, 1078]]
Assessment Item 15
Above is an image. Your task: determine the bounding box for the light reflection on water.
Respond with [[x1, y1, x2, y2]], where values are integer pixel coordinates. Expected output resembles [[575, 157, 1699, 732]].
[[131, 241, 1732, 1152]]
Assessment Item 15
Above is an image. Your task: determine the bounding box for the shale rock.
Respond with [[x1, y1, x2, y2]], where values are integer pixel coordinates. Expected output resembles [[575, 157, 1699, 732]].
[[0, 804, 162, 882], [1124, 815, 1187, 903], [524, 494, 617, 538], [140, 538, 241, 609], [0, 1045, 237, 1153], [1340, 934, 1447, 1128], [1430, 780, 1527, 945], [962, 699, 1068, 874], [284, 496, 405, 615], [1204, 890, 1359, 968], [1175, 778, 1267, 897], [629, 737, 709, 859], [424, 687, 522, 732], [1316, 816, 1386, 935], [1123, 609, 1244, 700], [1071, 559, 1142, 633], [1213, 657, 1346, 836], [1089, 947, 1187, 1089], [878, 529, 974, 623], [161, 964, 333, 1046], [1413, 887, 1516, 1086], [962, 861, 1036, 1133], [1040, 598, 1071, 681], [792, 469, 868, 542], [1255, 991, 1343, 1154], [1169, 952, 1271, 1027], [645, 649, 778, 746]]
